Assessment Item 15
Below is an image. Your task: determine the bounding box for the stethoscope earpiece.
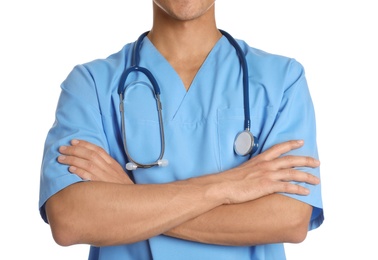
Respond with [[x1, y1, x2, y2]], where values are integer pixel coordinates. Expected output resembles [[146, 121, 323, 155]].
[[126, 162, 138, 171], [157, 159, 169, 167]]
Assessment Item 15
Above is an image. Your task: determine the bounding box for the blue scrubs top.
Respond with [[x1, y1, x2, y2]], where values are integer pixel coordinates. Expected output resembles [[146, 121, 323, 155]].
[[39, 35, 324, 260]]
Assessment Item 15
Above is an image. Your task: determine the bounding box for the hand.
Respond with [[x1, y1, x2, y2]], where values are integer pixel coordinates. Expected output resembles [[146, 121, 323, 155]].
[[215, 140, 320, 204], [57, 139, 320, 205], [58, 140, 133, 184]]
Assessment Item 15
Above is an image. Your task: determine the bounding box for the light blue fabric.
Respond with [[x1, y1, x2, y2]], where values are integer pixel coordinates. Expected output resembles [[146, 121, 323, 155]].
[[39, 35, 324, 259]]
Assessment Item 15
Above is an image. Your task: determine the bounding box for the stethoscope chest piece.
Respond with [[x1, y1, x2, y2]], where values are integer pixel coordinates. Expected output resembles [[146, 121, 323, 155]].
[[234, 130, 259, 156]]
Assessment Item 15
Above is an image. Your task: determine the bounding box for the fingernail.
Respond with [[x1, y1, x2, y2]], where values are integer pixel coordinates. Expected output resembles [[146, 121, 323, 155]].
[[69, 166, 77, 172], [59, 146, 67, 151], [296, 140, 304, 145], [58, 155, 66, 162], [71, 139, 79, 145]]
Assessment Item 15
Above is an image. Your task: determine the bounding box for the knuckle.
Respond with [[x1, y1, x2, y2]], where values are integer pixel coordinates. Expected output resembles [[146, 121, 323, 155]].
[[282, 182, 292, 192], [64, 155, 75, 165], [88, 150, 101, 161], [259, 177, 272, 187], [272, 142, 282, 149], [305, 156, 319, 167], [272, 142, 287, 152], [86, 161, 96, 171], [287, 168, 296, 178], [258, 178, 274, 194], [81, 173, 92, 181], [253, 161, 265, 170], [284, 155, 295, 164], [305, 156, 314, 165], [93, 145, 104, 154], [69, 145, 79, 155], [307, 173, 319, 184]]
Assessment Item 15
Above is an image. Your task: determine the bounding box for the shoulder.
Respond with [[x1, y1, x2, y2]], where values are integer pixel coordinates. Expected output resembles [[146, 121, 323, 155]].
[[62, 43, 134, 91], [237, 39, 305, 87], [81, 43, 133, 76], [239, 40, 303, 71]]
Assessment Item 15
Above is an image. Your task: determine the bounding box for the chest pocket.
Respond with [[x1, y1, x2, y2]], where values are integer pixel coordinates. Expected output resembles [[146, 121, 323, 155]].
[[217, 107, 250, 171]]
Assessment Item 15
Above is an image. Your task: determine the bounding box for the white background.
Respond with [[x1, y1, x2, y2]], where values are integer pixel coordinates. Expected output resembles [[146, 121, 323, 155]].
[[1, 0, 377, 259]]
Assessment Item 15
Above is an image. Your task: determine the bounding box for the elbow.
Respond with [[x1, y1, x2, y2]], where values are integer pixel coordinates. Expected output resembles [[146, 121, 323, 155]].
[[281, 198, 313, 244], [45, 197, 82, 247], [49, 219, 79, 247], [284, 212, 310, 244], [287, 222, 308, 244]]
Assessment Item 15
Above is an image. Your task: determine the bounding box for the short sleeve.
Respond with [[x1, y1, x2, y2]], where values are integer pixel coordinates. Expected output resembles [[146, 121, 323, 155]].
[[261, 59, 324, 230], [38, 64, 108, 223]]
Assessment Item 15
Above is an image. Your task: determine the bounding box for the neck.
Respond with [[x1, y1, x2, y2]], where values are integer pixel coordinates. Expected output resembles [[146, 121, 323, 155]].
[[147, 3, 222, 61]]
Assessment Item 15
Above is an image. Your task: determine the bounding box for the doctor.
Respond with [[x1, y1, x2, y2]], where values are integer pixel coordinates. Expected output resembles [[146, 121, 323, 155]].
[[39, 0, 324, 259]]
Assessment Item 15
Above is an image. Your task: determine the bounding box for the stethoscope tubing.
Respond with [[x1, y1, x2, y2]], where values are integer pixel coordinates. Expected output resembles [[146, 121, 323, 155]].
[[219, 29, 250, 131], [118, 30, 258, 171]]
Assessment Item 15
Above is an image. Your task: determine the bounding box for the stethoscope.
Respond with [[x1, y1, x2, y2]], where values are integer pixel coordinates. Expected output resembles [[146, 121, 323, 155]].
[[118, 30, 259, 171]]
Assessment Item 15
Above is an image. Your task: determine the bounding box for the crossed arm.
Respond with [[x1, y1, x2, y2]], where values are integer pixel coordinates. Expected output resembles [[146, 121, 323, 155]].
[[45, 139, 320, 247]]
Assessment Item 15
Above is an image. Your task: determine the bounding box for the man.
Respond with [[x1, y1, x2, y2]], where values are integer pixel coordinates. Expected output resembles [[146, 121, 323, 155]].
[[39, 1, 323, 259]]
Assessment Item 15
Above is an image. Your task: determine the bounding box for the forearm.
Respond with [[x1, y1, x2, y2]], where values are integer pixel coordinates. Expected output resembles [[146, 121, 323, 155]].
[[45, 179, 224, 247], [51, 139, 319, 247], [165, 194, 312, 246]]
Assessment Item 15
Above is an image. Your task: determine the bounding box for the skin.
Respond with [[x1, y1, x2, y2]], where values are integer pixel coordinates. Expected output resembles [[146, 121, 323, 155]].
[[148, 0, 221, 90], [45, 0, 321, 248]]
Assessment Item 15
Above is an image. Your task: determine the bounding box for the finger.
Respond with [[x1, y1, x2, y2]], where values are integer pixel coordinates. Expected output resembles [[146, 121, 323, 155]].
[[70, 140, 125, 173], [272, 181, 312, 196], [58, 153, 114, 182], [69, 164, 133, 184], [59, 140, 108, 163], [71, 140, 114, 165], [270, 155, 320, 171], [57, 152, 102, 175], [59, 154, 133, 184], [68, 166, 93, 181], [59, 144, 105, 166], [249, 172, 316, 198], [274, 168, 320, 185], [258, 140, 305, 161], [58, 146, 111, 179], [59, 141, 131, 184]]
